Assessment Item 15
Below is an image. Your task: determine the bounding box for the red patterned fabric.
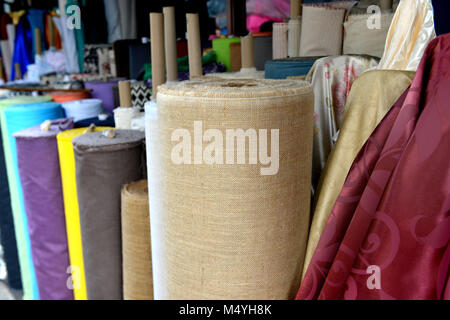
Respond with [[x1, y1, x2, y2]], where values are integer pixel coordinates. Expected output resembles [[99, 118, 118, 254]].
[[297, 34, 450, 300]]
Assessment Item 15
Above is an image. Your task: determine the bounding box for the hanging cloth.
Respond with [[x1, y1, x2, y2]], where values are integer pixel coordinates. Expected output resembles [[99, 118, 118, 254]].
[[298, 34, 450, 300], [117, 0, 137, 40], [377, 0, 436, 71], [27, 9, 47, 57], [103, 0, 122, 43], [65, 0, 85, 72], [11, 15, 34, 81], [53, 16, 79, 73], [432, 0, 450, 36]]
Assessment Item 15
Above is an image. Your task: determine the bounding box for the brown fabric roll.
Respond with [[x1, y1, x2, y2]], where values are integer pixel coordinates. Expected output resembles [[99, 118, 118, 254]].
[[121, 180, 153, 300], [146, 78, 314, 300], [73, 130, 145, 300]]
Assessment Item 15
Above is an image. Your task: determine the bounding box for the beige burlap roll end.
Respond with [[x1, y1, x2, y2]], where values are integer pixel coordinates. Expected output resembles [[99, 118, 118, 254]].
[[121, 179, 153, 300], [147, 78, 314, 300]]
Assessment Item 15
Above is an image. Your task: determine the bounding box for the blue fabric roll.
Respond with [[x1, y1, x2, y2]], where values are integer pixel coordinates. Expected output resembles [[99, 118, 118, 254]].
[[432, 0, 450, 36], [2, 102, 65, 300], [74, 115, 115, 128], [265, 57, 323, 79], [0, 125, 22, 290]]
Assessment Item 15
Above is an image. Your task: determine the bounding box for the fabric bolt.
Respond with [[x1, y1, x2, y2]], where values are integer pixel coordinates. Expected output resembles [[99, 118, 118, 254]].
[[73, 130, 145, 300], [62, 99, 104, 122], [432, 0, 450, 36], [84, 80, 121, 115], [48, 92, 90, 104], [343, 12, 394, 58], [103, 0, 122, 44], [298, 35, 450, 300], [74, 115, 115, 128], [53, 16, 79, 74], [299, 2, 357, 57], [1, 40, 13, 80], [306, 55, 379, 187], [117, 0, 137, 40], [273, 22, 288, 59], [114, 107, 141, 130], [11, 15, 34, 81], [302, 70, 415, 279], [0, 99, 62, 300], [121, 180, 153, 300], [377, 0, 435, 71], [56, 126, 111, 301], [0, 124, 21, 290], [15, 119, 74, 300], [146, 78, 314, 300], [265, 57, 323, 79], [288, 18, 301, 58]]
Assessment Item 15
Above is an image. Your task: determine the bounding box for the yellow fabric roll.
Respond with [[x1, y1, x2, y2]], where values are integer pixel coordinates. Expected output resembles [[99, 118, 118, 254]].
[[56, 127, 110, 300], [377, 0, 435, 71], [302, 70, 416, 279]]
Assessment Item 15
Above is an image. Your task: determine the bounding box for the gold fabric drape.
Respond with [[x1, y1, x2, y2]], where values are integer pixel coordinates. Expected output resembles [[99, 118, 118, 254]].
[[302, 70, 416, 279]]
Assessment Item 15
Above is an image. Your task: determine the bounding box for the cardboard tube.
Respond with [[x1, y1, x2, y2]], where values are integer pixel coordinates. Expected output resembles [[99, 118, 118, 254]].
[[35, 28, 42, 56], [380, 0, 393, 10], [241, 34, 254, 69], [119, 81, 132, 108], [14, 63, 21, 80], [186, 13, 202, 79], [163, 7, 178, 82], [47, 15, 55, 49], [150, 13, 166, 98], [291, 0, 301, 19]]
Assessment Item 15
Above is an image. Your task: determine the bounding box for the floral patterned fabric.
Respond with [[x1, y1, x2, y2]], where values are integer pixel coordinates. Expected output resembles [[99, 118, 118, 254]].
[[297, 34, 450, 300], [306, 55, 379, 187]]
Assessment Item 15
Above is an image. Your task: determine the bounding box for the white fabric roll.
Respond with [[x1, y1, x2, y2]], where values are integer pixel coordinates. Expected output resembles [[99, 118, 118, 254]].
[[288, 18, 301, 58], [114, 107, 141, 130], [62, 99, 104, 122], [0, 41, 12, 80], [273, 22, 289, 59], [6, 24, 15, 57], [130, 114, 145, 132]]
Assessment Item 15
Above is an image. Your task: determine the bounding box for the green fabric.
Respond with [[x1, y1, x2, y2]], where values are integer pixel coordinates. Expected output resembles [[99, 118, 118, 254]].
[[212, 37, 241, 72], [0, 96, 52, 300], [144, 51, 219, 81], [66, 0, 85, 73]]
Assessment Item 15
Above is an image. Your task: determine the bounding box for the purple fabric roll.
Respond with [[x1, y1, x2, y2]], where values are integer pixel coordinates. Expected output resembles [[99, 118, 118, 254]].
[[84, 79, 123, 115], [14, 119, 74, 300]]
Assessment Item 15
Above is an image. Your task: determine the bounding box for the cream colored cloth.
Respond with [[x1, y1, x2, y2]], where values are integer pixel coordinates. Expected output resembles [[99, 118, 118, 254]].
[[343, 12, 394, 58], [299, 2, 357, 57], [288, 18, 302, 58], [377, 0, 435, 71], [306, 55, 379, 187], [302, 70, 416, 279], [273, 22, 289, 59], [146, 79, 314, 300]]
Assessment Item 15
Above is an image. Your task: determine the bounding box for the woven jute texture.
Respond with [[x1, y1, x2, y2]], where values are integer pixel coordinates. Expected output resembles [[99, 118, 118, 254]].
[[121, 179, 153, 300], [147, 78, 314, 300]]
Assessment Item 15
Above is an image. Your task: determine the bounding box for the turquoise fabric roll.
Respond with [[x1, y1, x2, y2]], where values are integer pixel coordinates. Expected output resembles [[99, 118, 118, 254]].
[[1, 102, 64, 300], [265, 57, 323, 79]]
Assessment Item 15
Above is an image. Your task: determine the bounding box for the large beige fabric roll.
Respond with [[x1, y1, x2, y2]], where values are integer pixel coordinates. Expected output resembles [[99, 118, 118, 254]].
[[146, 78, 314, 300], [122, 180, 153, 300]]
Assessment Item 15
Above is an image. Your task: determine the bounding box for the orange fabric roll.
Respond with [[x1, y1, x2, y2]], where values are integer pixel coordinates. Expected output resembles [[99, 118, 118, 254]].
[[48, 92, 90, 103]]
